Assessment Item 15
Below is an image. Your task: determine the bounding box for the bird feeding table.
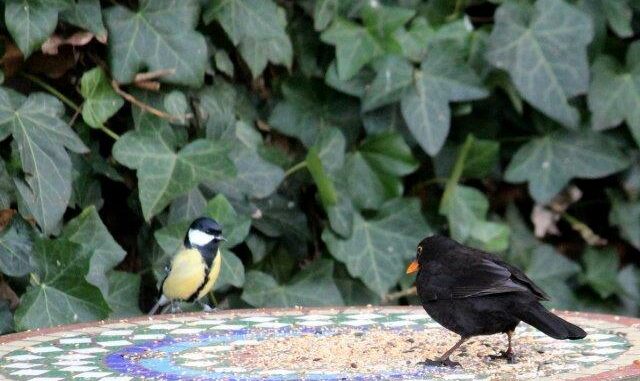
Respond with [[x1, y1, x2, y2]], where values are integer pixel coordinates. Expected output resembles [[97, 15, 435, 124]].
[[0, 307, 639, 381]]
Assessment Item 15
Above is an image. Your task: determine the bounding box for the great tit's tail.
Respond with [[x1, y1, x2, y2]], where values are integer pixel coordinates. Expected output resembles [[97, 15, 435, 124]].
[[148, 295, 169, 316], [516, 302, 587, 340]]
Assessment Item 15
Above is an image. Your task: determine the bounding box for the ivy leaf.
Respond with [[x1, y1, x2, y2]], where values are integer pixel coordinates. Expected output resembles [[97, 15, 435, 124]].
[[345, 132, 418, 210], [325, 61, 372, 97], [609, 193, 640, 250], [401, 43, 488, 156], [14, 239, 109, 330], [5, 0, 70, 57], [214, 50, 234, 77], [205, 194, 251, 247], [440, 185, 510, 252], [0, 217, 33, 277], [585, 0, 633, 38], [320, 18, 383, 80], [208, 122, 284, 199], [306, 147, 338, 207], [314, 0, 340, 31], [323, 198, 431, 296], [335, 276, 381, 306], [588, 43, 640, 146], [268, 78, 359, 147], [315, 127, 346, 174], [105, 271, 141, 318], [525, 244, 580, 308], [154, 221, 189, 259], [204, 0, 292, 78], [198, 81, 241, 140], [526, 245, 581, 285], [80, 68, 124, 129], [618, 265, 640, 315], [60, 0, 108, 42], [251, 195, 310, 243], [214, 249, 245, 290], [241, 259, 343, 307], [104, 0, 207, 87], [361, 3, 415, 39], [168, 188, 206, 225], [0, 90, 88, 235], [505, 130, 629, 203], [0, 301, 12, 335], [579, 248, 621, 299], [486, 0, 593, 127], [113, 124, 235, 220], [60, 206, 126, 296], [362, 56, 413, 112]]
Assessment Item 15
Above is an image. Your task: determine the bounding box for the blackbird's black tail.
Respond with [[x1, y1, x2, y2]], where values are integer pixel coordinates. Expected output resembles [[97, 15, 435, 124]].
[[516, 302, 587, 340]]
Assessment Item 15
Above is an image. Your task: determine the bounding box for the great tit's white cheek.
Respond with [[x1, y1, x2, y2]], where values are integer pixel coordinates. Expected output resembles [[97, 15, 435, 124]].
[[188, 229, 215, 246]]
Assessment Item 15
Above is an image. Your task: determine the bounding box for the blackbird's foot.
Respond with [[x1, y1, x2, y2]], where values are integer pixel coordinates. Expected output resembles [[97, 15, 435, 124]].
[[419, 358, 461, 368], [489, 351, 516, 364]]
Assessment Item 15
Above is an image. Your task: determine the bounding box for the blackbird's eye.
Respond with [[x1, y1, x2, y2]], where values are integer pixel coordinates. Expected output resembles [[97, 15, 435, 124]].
[[417, 246, 423, 257]]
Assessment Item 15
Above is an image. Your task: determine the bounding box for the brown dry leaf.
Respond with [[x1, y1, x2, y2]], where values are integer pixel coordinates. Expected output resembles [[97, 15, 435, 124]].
[[133, 80, 160, 91], [256, 119, 271, 131], [0, 279, 19, 310], [0, 37, 24, 78], [549, 186, 582, 213], [531, 205, 560, 238], [133, 68, 175, 82], [0, 209, 16, 232], [27, 46, 78, 78], [42, 31, 94, 55], [531, 186, 582, 238]]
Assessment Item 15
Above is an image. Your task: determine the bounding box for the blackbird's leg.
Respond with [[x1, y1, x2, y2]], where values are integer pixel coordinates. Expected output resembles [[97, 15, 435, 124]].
[[489, 330, 517, 364], [420, 336, 468, 367]]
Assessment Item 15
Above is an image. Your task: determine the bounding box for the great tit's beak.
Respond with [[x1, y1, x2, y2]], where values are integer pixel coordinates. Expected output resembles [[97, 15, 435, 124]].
[[216, 235, 227, 242], [406, 260, 420, 274]]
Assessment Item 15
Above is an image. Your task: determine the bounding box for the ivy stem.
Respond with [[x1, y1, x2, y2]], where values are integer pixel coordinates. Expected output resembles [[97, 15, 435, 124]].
[[561, 212, 606, 246], [447, 0, 466, 20], [284, 161, 307, 178], [439, 134, 475, 211], [22, 72, 80, 111], [22, 72, 120, 140], [98, 126, 120, 140]]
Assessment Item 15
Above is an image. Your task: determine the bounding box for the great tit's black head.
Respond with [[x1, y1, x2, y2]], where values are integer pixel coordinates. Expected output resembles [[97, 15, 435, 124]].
[[185, 217, 225, 248], [407, 234, 457, 274]]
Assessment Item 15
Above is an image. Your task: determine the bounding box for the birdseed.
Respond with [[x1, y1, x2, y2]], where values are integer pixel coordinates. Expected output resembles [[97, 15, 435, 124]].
[[226, 327, 583, 379]]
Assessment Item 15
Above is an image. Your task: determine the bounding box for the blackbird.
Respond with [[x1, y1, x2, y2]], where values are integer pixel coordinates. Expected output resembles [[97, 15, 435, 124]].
[[406, 235, 586, 367]]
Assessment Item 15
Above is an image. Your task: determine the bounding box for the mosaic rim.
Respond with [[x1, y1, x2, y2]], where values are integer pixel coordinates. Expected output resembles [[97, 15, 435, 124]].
[[0, 307, 638, 381]]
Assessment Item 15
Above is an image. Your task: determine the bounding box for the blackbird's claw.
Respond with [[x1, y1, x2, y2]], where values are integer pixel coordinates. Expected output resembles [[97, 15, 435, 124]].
[[419, 358, 461, 368], [489, 351, 517, 364]]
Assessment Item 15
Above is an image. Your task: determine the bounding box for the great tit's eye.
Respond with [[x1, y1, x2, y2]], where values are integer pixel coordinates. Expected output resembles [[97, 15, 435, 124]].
[[417, 246, 423, 257]]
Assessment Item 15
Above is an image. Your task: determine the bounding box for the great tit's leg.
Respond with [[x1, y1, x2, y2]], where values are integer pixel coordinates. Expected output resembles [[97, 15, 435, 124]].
[[489, 330, 517, 364], [168, 301, 183, 314], [419, 336, 467, 367], [197, 300, 215, 312]]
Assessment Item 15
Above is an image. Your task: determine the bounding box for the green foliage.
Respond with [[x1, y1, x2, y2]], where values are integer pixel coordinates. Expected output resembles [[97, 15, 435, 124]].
[[104, 0, 207, 86], [0, 0, 639, 333], [80, 68, 124, 129]]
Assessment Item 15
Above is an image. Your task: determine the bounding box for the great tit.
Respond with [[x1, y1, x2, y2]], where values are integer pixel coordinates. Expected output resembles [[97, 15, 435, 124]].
[[149, 217, 226, 315]]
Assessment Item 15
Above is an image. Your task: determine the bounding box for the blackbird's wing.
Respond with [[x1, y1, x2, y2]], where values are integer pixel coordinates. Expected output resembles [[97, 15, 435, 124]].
[[449, 258, 545, 299], [496, 258, 550, 300]]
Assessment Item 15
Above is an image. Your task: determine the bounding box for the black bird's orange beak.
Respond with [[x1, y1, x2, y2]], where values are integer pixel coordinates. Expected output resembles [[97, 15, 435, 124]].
[[406, 260, 420, 274]]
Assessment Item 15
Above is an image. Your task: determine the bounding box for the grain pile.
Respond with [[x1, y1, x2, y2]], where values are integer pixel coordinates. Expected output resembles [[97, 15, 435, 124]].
[[227, 328, 584, 378]]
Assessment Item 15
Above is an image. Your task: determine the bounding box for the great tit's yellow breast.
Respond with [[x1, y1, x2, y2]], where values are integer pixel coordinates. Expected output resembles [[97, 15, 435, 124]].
[[162, 248, 206, 301], [197, 249, 222, 299]]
